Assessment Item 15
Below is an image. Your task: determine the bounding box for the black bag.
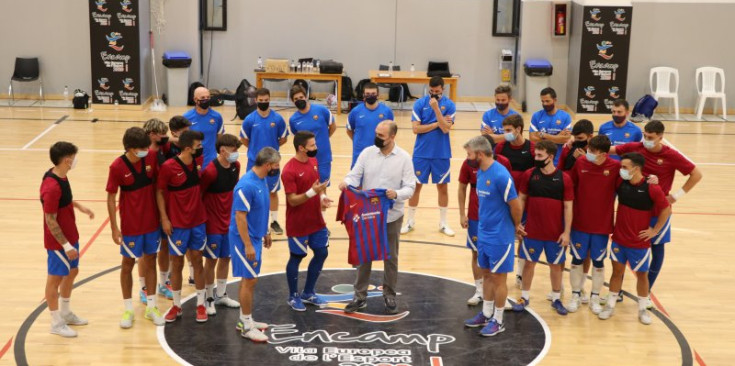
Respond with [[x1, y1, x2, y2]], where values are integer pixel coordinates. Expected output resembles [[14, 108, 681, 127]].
[[427, 61, 451, 78], [319, 60, 343, 74], [388, 84, 411, 103], [187, 81, 205, 106], [235, 79, 257, 120], [72, 89, 89, 109], [354, 78, 371, 100], [341, 76, 354, 101], [293, 79, 310, 98]]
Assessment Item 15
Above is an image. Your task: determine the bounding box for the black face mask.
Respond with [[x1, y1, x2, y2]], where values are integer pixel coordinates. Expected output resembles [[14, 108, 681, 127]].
[[268, 168, 280, 177], [613, 115, 626, 124], [571, 140, 588, 150], [365, 95, 378, 105], [543, 103, 555, 112], [534, 158, 548, 169], [431, 94, 442, 100], [295, 99, 307, 110], [306, 148, 318, 158], [466, 159, 479, 169], [374, 136, 386, 148], [157, 136, 169, 146], [198, 99, 211, 110], [193, 147, 204, 158], [495, 103, 508, 111], [257, 102, 269, 112]]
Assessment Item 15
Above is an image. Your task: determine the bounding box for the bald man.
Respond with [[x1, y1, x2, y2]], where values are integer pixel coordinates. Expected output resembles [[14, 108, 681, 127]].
[[183, 87, 225, 169]]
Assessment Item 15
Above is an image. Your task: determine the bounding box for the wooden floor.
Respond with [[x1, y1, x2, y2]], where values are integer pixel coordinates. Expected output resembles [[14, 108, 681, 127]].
[[0, 102, 733, 366]]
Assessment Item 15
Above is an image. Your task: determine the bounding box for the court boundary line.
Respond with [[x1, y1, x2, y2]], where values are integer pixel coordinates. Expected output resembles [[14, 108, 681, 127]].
[[20, 115, 67, 150]]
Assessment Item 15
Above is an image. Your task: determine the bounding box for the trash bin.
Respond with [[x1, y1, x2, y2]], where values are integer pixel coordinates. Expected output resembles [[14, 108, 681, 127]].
[[162, 51, 192, 107], [523, 59, 553, 113]]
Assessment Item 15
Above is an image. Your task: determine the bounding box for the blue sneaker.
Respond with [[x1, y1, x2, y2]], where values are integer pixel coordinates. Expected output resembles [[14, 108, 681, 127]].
[[288, 295, 306, 312], [464, 311, 490, 328], [139, 288, 147, 304], [301, 293, 328, 308], [158, 284, 173, 300], [480, 319, 506, 337], [511, 297, 529, 312], [551, 299, 568, 315]]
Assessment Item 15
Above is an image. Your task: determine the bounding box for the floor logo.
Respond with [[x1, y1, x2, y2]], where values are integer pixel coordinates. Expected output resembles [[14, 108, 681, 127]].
[[159, 270, 549, 366]]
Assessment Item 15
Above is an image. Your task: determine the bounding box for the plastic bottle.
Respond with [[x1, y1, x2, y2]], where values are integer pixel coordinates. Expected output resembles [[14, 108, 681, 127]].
[[63, 86, 69, 101], [297, 63, 302, 73], [257, 56, 263, 69], [291, 60, 296, 73], [315, 60, 320, 73], [410, 64, 415, 75], [388, 61, 394, 75]]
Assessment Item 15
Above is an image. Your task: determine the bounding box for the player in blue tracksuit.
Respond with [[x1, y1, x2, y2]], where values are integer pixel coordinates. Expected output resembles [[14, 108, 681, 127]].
[[347, 82, 394, 168], [598, 99, 643, 161], [529, 87, 572, 166]]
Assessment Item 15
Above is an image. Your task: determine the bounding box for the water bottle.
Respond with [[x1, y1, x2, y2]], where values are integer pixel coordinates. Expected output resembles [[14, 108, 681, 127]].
[[296, 63, 302, 73], [114, 99, 119, 107], [257, 56, 263, 69], [291, 60, 296, 73], [315, 60, 320, 73], [63, 86, 69, 101], [410, 64, 416, 75], [388, 61, 394, 75]]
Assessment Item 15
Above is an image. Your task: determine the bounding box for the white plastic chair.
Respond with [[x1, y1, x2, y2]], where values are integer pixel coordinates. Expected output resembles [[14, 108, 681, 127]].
[[695, 67, 727, 119], [650, 67, 680, 120]]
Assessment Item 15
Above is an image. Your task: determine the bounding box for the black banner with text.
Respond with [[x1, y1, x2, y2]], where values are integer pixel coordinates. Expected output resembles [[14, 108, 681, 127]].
[[577, 6, 632, 114], [88, 0, 140, 104]]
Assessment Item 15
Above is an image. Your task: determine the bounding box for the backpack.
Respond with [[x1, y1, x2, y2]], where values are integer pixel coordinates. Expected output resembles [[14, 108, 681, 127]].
[[293, 79, 310, 99], [631, 94, 658, 122], [235, 79, 257, 120], [388, 84, 411, 103], [341, 76, 354, 101], [354, 79, 371, 100], [187, 81, 205, 106], [72, 89, 89, 109]]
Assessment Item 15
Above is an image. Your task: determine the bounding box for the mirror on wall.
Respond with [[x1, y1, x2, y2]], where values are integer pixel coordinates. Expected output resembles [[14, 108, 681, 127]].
[[202, 0, 227, 31], [493, 0, 520, 37]]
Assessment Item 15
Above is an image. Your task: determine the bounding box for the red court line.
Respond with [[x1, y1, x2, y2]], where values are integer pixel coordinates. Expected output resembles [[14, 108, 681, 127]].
[[80, 215, 112, 257], [650, 293, 706, 366], [0, 337, 12, 361]]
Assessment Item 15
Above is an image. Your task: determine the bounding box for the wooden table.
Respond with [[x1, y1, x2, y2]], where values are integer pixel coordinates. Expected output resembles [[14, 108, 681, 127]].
[[255, 71, 343, 114], [369, 70, 459, 101]]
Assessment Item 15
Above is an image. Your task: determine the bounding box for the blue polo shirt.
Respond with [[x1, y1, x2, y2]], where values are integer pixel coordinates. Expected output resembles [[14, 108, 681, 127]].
[[481, 107, 519, 135], [598, 120, 643, 161]]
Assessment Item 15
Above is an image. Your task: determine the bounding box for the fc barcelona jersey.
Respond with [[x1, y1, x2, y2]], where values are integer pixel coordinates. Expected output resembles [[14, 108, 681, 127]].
[[337, 186, 394, 266]]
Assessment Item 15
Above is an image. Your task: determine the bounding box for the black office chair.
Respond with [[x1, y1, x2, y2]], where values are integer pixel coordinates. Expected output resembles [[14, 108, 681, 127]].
[[8, 57, 43, 105], [378, 64, 404, 109]]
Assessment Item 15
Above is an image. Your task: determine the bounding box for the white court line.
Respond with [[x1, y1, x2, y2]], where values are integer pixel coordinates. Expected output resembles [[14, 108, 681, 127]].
[[21, 123, 57, 150]]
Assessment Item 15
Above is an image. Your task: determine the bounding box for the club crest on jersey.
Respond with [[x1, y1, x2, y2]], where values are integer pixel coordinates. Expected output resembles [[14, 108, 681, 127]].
[[575, 243, 582, 248], [441, 106, 446, 111], [128, 242, 135, 248], [176, 240, 182, 246], [486, 180, 490, 186], [613, 247, 620, 253], [197, 165, 202, 170], [313, 115, 319, 120], [211, 243, 218, 249], [370, 197, 380, 205], [603, 170, 610, 176], [210, 118, 215, 124], [657, 159, 663, 165], [624, 132, 630, 138], [529, 248, 536, 254], [556, 119, 562, 125], [416, 170, 422, 176], [304, 240, 309, 245], [253, 261, 258, 267], [145, 165, 151, 172], [379, 114, 384, 119], [472, 236, 478, 243], [270, 122, 276, 128]]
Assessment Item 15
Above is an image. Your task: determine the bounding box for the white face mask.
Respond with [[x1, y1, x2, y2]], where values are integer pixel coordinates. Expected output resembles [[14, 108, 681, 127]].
[[70, 156, 78, 170]]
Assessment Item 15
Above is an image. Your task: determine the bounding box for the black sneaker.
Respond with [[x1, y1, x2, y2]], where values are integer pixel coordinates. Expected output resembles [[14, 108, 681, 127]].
[[270, 221, 284, 235], [385, 297, 398, 314], [344, 299, 367, 313]]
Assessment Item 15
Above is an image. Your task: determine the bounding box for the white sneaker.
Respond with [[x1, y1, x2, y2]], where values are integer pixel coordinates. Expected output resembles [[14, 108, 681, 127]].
[[63, 312, 88, 326], [51, 321, 77, 338], [400, 220, 415, 234], [646, 296, 654, 310], [638, 309, 652, 325], [580, 290, 590, 304], [145, 307, 165, 326], [466, 293, 483, 306], [504, 299, 513, 310], [214, 294, 241, 308], [589, 296, 603, 315], [237, 319, 269, 331], [241, 327, 268, 342], [119, 310, 134, 329], [567, 293, 581, 313], [598, 305, 615, 320], [206, 298, 217, 316], [439, 225, 455, 237]]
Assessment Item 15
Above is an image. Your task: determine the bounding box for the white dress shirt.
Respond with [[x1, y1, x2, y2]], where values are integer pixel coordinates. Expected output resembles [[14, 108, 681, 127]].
[[343, 144, 416, 223]]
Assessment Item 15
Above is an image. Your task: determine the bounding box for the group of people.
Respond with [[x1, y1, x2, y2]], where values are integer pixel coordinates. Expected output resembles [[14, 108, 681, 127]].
[[39, 78, 701, 342]]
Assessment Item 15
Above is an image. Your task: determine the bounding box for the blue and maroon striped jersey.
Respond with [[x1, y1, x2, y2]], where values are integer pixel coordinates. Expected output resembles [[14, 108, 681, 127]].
[[337, 186, 394, 266]]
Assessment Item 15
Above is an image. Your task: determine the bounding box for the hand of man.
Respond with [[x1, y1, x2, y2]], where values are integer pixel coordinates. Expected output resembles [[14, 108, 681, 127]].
[[573, 148, 585, 158], [264, 234, 273, 249], [66, 247, 79, 261], [558, 231, 571, 247], [111, 227, 122, 245], [161, 218, 173, 236], [338, 182, 348, 191], [460, 215, 468, 229], [245, 243, 256, 261], [385, 189, 397, 200], [429, 96, 439, 109], [638, 227, 658, 241]]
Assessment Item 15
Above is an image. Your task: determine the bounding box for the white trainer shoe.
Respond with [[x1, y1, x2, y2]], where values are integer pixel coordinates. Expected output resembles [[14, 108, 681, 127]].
[[119, 310, 134, 329], [206, 298, 217, 316], [145, 307, 165, 326], [646, 296, 654, 310], [241, 327, 268, 342], [51, 321, 77, 338], [580, 290, 590, 304], [439, 225, 455, 237], [63, 312, 88, 326], [567, 293, 581, 313], [214, 294, 241, 308], [638, 309, 652, 325], [589, 296, 603, 315], [467, 293, 483, 306], [504, 298, 513, 310], [598, 305, 615, 320], [400, 220, 415, 234]]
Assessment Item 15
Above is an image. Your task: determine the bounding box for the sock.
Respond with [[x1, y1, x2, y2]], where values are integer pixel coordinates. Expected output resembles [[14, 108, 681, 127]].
[[60, 297, 71, 316], [521, 290, 530, 300], [494, 307, 505, 324], [516, 258, 526, 277], [406, 207, 416, 223], [159, 271, 168, 286], [591, 268, 605, 295], [304, 247, 328, 295], [138, 277, 146, 289], [240, 313, 253, 329], [270, 210, 278, 224], [579, 275, 587, 294], [205, 283, 215, 299], [50, 310, 62, 324], [286, 254, 304, 296], [551, 291, 561, 302], [474, 279, 483, 294], [439, 207, 448, 226], [638, 296, 649, 311], [607, 292, 619, 309], [173, 290, 182, 307], [146, 295, 156, 309], [123, 298, 133, 311], [570, 264, 583, 292], [196, 289, 205, 306], [216, 279, 227, 298], [482, 300, 494, 318]]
